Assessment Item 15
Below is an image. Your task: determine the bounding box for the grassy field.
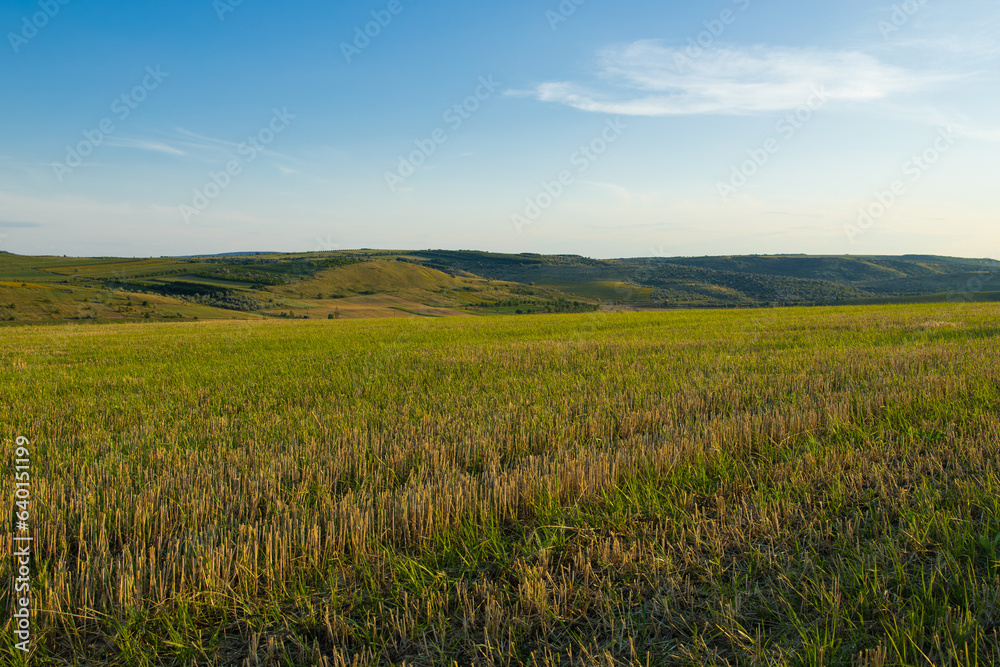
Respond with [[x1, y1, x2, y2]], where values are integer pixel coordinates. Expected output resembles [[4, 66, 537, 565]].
[[1, 304, 999, 665]]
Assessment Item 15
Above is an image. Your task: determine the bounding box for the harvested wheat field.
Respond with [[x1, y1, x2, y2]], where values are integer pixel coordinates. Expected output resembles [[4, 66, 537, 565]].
[[1, 303, 999, 665]]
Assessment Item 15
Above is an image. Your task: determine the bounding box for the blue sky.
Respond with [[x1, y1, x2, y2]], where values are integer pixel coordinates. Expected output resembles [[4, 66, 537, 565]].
[[1, 0, 998, 259]]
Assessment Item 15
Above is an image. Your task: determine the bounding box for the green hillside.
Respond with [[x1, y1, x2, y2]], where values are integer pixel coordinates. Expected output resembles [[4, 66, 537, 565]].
[[0, 251, 597, 324], [404, 251, 1000, 307], [1, 249, 997, 324]]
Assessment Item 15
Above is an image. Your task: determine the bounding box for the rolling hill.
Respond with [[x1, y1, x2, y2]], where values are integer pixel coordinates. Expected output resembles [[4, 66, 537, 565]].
[[1, 249, 997, 324]]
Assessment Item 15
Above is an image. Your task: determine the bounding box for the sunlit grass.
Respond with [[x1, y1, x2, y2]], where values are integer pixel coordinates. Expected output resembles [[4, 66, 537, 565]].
[[1, 303, 998, 665]]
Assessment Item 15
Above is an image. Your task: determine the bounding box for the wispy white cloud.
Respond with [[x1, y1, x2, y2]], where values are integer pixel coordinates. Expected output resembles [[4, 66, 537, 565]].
[[173, 127, 239, 149], [104, 137, 187, 156], [96, 127, 304, 164], [169, 127, 302, 163], [883, 34, 1000, 60], [583, 181, 632, 203], [525, 41, 943, 116], [0, 220, 43, 228], [865, 103, 1000, 142], [953, 124, 1000, 141]]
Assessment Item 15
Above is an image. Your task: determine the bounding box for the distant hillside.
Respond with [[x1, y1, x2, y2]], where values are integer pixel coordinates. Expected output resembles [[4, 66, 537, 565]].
[[402, 251, 1000, 308], [0, 250, 596, 324], [1, 249, 997, 324]]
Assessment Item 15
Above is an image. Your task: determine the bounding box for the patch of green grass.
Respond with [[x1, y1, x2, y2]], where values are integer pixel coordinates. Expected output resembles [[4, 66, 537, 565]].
[[1, 303, 999, 664]]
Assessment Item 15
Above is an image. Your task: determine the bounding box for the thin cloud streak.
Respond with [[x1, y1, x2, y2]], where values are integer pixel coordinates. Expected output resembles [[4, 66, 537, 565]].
[[0, 220, 44, 228], [529, 42, 944, 116], [103, 137, 187, 156]]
